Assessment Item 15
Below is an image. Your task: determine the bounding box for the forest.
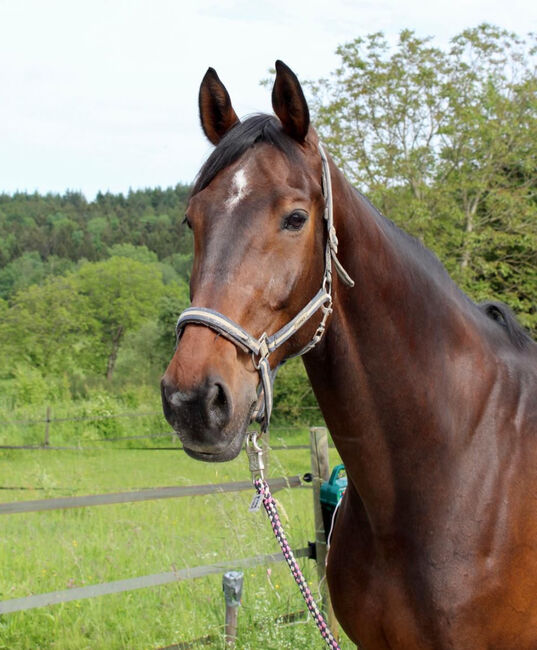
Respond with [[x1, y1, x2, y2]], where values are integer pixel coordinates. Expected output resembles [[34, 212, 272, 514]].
[[0, 24, 535, 435]]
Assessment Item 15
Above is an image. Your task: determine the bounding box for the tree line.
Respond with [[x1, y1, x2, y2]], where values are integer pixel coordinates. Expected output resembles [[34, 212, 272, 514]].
[[0, 184, 193, 299], [0, 186, 193, 398], [0, 185, 192, 267]]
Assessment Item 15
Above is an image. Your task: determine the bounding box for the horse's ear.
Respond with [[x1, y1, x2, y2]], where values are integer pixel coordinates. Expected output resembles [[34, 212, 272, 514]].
[[198, 68, 240, 145], [272, 60, 310, 142]]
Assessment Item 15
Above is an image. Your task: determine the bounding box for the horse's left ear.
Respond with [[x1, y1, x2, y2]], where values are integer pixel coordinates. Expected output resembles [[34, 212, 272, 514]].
[[272, 60, 310, 142], [199, 67, 240, 145]]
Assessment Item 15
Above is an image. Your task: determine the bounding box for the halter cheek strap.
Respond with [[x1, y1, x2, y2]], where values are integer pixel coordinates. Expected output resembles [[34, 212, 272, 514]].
[[318, 144, 355, 289], [176, 287, 332, 431], [175, 143, 353, 433]]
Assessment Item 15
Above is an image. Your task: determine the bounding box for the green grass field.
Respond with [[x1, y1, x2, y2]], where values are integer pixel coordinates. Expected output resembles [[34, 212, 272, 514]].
[[0, 428, 353, 649]]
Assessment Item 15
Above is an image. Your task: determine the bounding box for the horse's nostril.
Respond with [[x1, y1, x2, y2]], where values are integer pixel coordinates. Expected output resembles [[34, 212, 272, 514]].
[[206, 381, 230, 428], [213, 382, 227, 408], [160, 378, 191, 422], [161, 375, 232, 432]]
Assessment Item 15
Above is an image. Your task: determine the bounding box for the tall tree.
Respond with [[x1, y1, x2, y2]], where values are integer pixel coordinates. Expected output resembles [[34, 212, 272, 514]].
[[312, 30, 449, 206], [310, 24, 537, 334], [75, 257, 165, 379], [0, 274, 97, 377]]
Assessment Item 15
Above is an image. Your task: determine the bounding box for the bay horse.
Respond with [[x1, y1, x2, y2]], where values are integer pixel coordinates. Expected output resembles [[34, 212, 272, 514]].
[[161, 61, 537, 648]]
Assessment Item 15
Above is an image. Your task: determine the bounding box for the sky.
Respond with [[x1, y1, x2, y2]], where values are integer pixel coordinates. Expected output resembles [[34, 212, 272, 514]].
[[1, 0, 536, 199]]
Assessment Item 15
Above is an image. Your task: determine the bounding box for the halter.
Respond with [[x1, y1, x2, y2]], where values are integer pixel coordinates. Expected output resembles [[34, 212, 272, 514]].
[[175, 144, 354, 432]]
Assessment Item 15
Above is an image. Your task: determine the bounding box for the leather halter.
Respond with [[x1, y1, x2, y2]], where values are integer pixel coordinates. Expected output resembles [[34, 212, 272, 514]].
[[176, 144, 354, 432]]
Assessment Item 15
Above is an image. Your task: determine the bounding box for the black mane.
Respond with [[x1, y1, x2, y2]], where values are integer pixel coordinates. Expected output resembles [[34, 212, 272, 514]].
[[357, 189, 534, 352], [479, 301, 533, 350], [191, 114, 299, 196]]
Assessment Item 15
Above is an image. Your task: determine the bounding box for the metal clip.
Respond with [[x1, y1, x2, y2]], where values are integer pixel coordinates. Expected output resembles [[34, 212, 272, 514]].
[[246, 431, 265, 481]]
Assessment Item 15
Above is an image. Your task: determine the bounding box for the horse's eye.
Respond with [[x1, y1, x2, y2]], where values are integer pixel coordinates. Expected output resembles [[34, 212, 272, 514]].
[[182, 215, 192, 229], [282, 210, 308, 232]]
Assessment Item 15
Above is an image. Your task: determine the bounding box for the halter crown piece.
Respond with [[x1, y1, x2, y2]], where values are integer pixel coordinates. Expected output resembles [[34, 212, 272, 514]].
[[175, 144, 354, 433]]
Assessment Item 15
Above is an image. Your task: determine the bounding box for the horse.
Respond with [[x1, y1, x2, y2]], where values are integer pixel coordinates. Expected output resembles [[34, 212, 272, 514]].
[[161, 61, 537, 648]]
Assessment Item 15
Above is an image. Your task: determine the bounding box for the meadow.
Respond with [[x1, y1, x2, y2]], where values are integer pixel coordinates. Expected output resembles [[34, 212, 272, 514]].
[[0, 424, 353, 649]]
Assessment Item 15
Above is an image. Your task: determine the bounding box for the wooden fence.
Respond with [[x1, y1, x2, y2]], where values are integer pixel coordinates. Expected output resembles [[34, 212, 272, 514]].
[[0, 407, 320, 450], [0, 408, 173, 449], [0, 427, 337, 645]]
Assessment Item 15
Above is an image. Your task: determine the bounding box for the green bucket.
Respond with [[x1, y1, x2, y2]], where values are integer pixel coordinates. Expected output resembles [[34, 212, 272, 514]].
[[320, 463, 347, 536]]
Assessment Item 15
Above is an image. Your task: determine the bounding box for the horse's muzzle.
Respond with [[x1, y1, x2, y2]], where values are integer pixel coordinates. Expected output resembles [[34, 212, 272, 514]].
[[160, 374, 255, 461]]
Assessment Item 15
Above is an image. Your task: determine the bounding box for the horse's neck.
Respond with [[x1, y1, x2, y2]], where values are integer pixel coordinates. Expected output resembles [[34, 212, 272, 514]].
[[304, 165, 489, 532]]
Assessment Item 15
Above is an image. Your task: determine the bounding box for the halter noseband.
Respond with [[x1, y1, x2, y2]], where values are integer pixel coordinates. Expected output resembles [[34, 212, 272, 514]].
[[175, 144, 354, 432]]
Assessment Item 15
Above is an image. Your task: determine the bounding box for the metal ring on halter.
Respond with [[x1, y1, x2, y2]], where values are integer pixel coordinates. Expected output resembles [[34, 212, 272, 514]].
[[247, 431, 263, 453]]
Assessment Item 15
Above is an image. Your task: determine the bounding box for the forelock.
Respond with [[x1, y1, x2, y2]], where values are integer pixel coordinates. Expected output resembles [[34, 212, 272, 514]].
[[190, 114, 301, 197]]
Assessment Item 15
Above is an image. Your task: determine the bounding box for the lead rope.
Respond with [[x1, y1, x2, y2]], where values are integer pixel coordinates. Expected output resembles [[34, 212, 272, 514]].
[[247, 434, 341, 650]]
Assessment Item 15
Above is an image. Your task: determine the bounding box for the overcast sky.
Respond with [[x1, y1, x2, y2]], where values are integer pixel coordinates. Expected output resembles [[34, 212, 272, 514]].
[[1, 0, 536, 199]]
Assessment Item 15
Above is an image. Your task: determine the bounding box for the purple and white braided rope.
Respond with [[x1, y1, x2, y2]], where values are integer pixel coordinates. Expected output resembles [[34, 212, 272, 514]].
[[254, 477, 341, 650]]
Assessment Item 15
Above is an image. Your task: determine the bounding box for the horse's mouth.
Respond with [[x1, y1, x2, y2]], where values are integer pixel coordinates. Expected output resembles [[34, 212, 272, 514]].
[[177, 401, 257, 463], [182, 440, 243, 462], [181, 429, 247, 462]]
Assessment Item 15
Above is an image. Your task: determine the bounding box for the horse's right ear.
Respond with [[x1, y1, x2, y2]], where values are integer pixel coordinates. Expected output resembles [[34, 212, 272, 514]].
[[198, 68, 240, 145]]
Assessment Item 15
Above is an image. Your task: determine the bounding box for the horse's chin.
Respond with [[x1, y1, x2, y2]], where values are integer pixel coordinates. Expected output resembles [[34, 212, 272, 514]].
[[178, 401, 256, 463], [182, 431, 246, 463]]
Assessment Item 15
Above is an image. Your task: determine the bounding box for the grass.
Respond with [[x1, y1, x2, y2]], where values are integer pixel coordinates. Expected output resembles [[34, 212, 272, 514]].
[[0, 427, 353, 649]]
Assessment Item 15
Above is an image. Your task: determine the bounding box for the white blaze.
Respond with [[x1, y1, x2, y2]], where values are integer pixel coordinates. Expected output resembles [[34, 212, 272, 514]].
[[226, 168, 250, 210]]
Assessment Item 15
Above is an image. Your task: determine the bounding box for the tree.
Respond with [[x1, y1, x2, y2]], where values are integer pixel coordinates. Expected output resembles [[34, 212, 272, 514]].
[[107, 243, 159, 264], [154, 284, 191, 366], [0, 274, 98, 377], [310, 24, 537, 335], [0, 251, 45, 299], [75, 257, 165, 379], [0, 251, 75, 299], [312, 31, 451, 207]]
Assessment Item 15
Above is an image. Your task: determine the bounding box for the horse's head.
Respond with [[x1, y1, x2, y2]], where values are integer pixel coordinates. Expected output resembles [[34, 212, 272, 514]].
[[161, 61, 331, 462]]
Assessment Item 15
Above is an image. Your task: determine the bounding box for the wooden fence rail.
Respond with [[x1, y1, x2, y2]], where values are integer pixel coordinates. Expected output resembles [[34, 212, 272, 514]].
[[0, 406, 319, 449], [0, 427, 336, 646], [0, 441, 326, 452], [2, 408, 319, 428], [0, 476, 303, 515], [0, 548, 312, 615], [0, 474, 306, 617]]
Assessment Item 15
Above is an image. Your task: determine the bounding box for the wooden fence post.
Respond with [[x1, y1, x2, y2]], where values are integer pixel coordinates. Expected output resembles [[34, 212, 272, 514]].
[[310, 426, 339, 641], [222, 570, 243, 646], [43, 406, 51, 447]]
